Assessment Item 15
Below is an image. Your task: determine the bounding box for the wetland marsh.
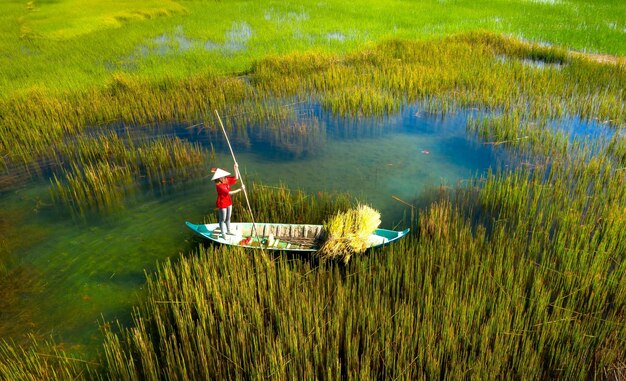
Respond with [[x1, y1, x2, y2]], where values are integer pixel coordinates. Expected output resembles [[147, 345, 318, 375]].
[[1, 105, 514, 350], [1, 0, 625, 379]]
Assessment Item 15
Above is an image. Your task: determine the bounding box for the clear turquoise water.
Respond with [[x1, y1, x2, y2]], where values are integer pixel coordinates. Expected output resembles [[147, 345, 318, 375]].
[[1, 104, 518, 353]]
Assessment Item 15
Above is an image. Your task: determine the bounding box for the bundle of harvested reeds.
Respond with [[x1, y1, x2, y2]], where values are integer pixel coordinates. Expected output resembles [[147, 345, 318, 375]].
[[317, 204, 381, 263]]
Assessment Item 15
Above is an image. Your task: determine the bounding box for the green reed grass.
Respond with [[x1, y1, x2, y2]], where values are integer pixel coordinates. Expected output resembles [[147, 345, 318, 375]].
[[0, 33, 626, 187], [47, 134, 207, 214], [2, 131, 623, 378], [2, 0, 624, 101], [50, 162, 135, 215], [465, 112, 573, 159], [607, 131, 626, 167], [1, 8, 625, 378], [97, 137, 625, 379], [1, 32, 624, 183], [321, 87, 399, 117], [232, 182, 354, 225]]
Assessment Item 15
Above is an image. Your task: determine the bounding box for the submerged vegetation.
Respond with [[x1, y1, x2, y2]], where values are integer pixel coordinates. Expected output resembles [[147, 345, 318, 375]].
[[0, 336, 93, 380], [0, 209, 48, 345]]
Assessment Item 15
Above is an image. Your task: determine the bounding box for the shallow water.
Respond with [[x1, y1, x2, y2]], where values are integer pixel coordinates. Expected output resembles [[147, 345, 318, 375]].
[[1, 103, 528, 353]]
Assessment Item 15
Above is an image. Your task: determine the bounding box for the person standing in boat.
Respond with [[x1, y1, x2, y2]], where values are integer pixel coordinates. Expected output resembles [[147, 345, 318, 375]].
[[211, 164, 244, 238]]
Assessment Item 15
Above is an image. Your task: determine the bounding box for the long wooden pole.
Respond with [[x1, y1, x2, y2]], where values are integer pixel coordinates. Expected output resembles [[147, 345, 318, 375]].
[[214, 110, 265, 254]]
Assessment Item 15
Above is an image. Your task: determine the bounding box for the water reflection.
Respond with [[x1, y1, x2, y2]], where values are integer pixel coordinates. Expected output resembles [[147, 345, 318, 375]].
[[250, 117, 326, 158]]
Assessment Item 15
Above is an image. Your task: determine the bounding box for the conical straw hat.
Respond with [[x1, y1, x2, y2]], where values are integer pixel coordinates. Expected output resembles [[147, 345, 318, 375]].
[[211, 168, 231, 181]]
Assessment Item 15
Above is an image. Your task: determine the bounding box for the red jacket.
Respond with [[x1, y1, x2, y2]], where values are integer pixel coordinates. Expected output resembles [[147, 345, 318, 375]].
[[215, 176, 237, 208]]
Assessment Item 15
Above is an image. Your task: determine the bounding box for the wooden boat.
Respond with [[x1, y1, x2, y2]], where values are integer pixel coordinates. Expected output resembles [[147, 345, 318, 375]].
[[185, 221, 409, 252]]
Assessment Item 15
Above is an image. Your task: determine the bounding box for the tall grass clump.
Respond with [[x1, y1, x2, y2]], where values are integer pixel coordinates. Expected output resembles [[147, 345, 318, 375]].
[[48, 134, 207, 214], [229, 182, 354, 225], [465, 112, 571, 158], [0, 75, 248, 177], [321, 87, 399, 117], [50, 162, 136, 215], [418, 198, 452, 241]]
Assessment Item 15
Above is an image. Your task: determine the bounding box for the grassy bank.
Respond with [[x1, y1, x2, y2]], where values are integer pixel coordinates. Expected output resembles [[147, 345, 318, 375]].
[[2, 0, 624, 98]]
